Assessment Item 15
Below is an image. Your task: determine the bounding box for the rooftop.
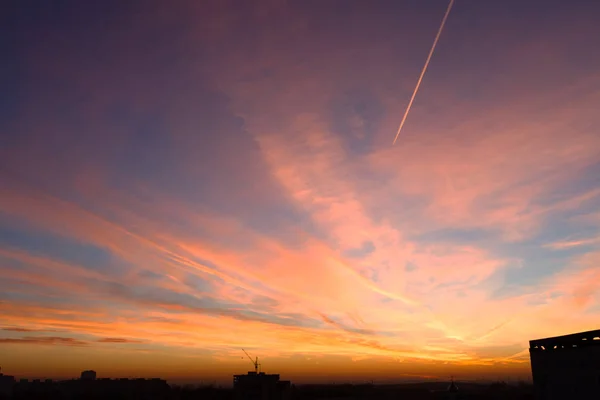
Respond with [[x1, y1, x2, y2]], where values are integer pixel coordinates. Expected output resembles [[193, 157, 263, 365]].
[[529, 329, 600, 351]]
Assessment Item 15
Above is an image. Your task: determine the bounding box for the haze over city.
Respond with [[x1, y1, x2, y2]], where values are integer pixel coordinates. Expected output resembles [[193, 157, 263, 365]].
[[1, 0, 600, 385]]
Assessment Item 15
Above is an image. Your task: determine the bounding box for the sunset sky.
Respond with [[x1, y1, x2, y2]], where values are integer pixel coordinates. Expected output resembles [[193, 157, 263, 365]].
[[1, 0, 600, 384]]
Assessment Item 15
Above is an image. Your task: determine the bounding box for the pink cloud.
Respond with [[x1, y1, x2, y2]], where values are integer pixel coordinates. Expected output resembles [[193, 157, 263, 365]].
[[544, 236, 600, 250]]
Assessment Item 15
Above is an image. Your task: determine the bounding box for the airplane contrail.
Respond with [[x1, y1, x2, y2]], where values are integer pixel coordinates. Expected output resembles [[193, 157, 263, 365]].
[[392, 0, 455, 145]]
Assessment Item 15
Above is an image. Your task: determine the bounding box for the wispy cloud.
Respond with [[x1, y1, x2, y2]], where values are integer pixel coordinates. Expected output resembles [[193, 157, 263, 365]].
[[544, 237, 600, 250], [2, 327, 45, 332], [0, 337, 89, 346], [97, 337, 144, 344]]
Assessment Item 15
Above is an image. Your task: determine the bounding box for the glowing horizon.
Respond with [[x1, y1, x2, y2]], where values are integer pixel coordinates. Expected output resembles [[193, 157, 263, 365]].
[[1, 0, 600, 383]]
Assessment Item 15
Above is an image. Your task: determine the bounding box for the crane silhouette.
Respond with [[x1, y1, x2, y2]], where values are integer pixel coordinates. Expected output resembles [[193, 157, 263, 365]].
[[242, 349, 261, 373]]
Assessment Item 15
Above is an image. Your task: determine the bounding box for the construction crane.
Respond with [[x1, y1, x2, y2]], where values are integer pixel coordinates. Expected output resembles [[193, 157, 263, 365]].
[[242, 349, 261, 373]]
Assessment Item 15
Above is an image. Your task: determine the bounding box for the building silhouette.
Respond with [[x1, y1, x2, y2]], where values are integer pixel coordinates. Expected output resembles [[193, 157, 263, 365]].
[[233, 371, 291, 400], [0, 368, 16, 397], [9, 371, 170, 400], [529, 329, 600, 399], [80, 370, 97, 381]]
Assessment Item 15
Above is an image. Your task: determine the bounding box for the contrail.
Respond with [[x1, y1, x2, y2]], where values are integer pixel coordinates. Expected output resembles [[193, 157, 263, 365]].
[[392, 0, 455, 145]]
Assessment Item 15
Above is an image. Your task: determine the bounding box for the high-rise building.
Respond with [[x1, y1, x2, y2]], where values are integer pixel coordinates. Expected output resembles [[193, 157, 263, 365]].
[[529, 329, 600, 399], [233, 371, 291, 400]]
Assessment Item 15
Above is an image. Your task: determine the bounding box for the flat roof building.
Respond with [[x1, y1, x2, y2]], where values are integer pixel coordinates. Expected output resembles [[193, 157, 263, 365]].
[[0, 370, 16, 397], [529, 329, 600, 399], [233, 371, 291, 400]]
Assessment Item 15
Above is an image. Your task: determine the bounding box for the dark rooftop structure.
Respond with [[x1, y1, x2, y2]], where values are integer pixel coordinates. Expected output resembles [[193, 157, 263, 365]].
[[11, 371, 170, 400], [0, 368, 16, 397], [233, 371, 291, 400], [80, 370, 97, 381], [529, 329, 600, 400]]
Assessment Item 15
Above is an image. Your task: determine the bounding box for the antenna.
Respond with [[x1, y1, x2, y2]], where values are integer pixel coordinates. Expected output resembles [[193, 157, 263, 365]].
[[242, 349, 261, 373]]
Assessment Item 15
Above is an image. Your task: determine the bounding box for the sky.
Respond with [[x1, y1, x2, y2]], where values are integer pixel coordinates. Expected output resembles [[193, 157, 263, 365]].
[[1, 0, 600, 385]]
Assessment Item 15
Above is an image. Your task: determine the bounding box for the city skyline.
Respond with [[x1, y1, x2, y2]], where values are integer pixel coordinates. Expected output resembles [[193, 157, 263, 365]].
[[1, 0, 600, 383]]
